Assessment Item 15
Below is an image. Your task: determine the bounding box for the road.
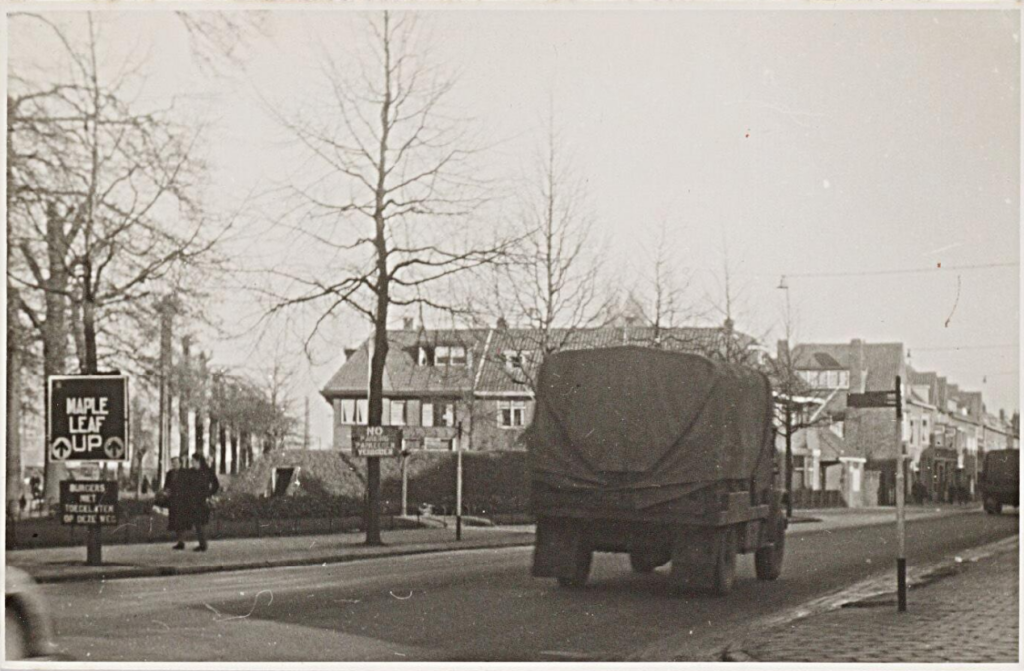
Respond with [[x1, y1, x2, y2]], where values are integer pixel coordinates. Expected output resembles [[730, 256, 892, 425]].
[[46, 510, 1017, 662]]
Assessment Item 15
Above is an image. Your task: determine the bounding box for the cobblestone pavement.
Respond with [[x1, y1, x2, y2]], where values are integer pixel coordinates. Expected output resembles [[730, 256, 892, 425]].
[[732, 539, 1019, 663]]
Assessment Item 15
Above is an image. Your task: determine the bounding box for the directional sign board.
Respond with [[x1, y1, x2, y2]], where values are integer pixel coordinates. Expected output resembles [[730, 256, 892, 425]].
[[59, 481, 118, 526], [351, 426, 402, 457], [48, 375, 129, 462], [846, 390, 899, 408]]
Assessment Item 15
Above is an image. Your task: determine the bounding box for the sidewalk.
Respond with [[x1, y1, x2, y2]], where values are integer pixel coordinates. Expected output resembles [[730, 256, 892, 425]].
[[5, 504, 978, 584], [6, 525, 536, 584], [726, 535, 1019, 663]]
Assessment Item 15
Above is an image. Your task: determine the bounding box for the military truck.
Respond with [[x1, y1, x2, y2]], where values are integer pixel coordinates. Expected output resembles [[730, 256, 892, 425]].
[[980, 449, 1019, 514], [527, 346, 785, 595]]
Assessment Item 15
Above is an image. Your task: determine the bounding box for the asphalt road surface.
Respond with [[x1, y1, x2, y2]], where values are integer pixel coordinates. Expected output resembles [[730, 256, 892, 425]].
[[46, 510, 1018, 662]]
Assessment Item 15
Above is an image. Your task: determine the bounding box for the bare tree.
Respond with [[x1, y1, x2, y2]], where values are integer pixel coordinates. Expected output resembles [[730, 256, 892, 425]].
[[259, 12, 510, 543], [482, 111, 610, 389], [174, 11, 267, 75], [632, 219, 698, 344], [7, 13, 227, 497], [767, 281, 838, 517]]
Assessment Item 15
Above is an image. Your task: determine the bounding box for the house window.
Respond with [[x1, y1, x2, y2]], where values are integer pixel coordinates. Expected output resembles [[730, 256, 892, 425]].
[[389, 400, 407, 426], [838, 370, 850, 389], [793, 455, 807, 489], [498, 400, 527, 428], [826, 370, 839, 389], [340, 399, 367, 425], [421, 401, 455, 427], [418, 347, 431, 366]]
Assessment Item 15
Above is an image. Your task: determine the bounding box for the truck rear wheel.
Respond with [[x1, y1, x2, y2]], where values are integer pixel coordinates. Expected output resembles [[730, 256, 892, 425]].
[[557, 543, 592, 588], [711, 527, 738, 595], [755, 516, 786, 581], [670, 526, 737, 596]]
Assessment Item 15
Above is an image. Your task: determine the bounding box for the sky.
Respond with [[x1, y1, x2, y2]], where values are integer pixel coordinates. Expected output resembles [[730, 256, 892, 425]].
[[6, 5, 1021, 455]]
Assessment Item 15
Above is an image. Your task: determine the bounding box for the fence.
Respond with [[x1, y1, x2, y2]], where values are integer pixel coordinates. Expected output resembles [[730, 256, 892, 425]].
[[789, 489, 846, 509]]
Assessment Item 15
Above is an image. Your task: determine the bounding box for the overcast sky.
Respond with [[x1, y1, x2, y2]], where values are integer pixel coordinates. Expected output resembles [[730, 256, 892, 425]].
[[7, 6, 1020, 450]]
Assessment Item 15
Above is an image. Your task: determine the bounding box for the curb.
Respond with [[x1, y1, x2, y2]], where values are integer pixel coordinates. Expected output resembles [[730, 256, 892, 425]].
[[16, 508, 980, 585], [786, 506, 979, 538], [23, 537, 536, 585]]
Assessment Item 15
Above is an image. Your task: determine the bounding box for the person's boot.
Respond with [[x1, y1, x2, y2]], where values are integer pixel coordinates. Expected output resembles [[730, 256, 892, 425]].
[[172, 542, 185, 550], [193, 545, 207, 552]]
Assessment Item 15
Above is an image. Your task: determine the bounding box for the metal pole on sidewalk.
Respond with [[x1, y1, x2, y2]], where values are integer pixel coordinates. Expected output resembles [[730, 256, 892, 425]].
[[401, 452, 408, 517], [895, 375, 907, 612], [456, 421, 463, 541]]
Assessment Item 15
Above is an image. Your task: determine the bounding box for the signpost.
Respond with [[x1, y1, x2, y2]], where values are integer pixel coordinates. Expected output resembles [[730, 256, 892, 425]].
[[351, 426, 402, 458], [48, 375, 129, 566], [351, 425, 401, 547], [59, 481, 118, 526], [847, 377, 907, 612]]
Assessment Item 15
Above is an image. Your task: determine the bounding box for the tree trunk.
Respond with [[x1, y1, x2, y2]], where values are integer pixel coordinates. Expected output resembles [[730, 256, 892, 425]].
[[6, 289, 23, 509], [785, 403, 794, 518], [178, 335, 191, 459], [219, 421, 227, 475], [80, 269, 98, 374], [43, 203, 70, 504]]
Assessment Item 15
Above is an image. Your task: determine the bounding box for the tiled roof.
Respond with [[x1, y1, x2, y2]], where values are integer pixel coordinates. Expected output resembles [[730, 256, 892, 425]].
[[475, 326, 754, 393], [791, 341, 904, 391], [324, 325, 754, 397], [321, 328, 490, 397], [790, 343, 853, 370], [863, 343, 905, 391]]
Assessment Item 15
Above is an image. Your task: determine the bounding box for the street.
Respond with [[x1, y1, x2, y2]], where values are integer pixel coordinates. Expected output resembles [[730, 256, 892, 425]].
[[46, 510, 1017, 662]]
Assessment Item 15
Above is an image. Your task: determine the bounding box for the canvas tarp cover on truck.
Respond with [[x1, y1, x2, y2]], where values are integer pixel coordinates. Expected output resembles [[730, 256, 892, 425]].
[[527, 346, 774, 509]]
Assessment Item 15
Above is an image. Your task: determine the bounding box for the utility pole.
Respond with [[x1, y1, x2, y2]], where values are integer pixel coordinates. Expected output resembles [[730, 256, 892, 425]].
[[157, 297, 175, 488], [895, 375, 907, 612], [303, 397, 310, 450], [456, 421, 464, 541], [778, 276, 794, 518]]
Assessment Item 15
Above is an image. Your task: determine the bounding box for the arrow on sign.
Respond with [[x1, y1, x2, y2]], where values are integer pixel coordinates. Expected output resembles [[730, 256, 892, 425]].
[[103, 437, 125, 460], [51, 438, 72, 461]]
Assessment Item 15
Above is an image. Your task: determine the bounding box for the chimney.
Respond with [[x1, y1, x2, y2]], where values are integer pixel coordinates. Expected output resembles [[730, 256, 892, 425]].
[[851, 339, 867, 392], [403, 317, 414, 330], [496, 316, 508, 330]]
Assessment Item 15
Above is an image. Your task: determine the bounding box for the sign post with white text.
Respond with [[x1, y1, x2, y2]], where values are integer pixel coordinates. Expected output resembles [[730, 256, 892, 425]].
[[47, 375, 129, 566]]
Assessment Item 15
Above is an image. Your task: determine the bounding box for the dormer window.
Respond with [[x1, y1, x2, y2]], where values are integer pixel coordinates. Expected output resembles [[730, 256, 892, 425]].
[[436, 345, 467, 366], [503, 350, 524, 371], [797, 369, 850, 390]]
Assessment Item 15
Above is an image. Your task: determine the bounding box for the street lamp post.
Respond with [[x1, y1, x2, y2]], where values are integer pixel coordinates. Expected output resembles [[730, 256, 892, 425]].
[[778, 276, 794, 518]]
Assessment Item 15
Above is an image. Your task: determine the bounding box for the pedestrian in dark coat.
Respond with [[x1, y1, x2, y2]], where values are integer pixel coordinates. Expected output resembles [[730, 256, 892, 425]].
[[163, 457, 187, 548], [175, 454, 220, 552]]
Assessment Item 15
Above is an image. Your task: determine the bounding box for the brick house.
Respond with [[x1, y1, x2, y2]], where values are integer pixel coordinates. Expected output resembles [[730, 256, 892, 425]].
[[322, 322, 759, 454], [782, 338, 1017, 505]]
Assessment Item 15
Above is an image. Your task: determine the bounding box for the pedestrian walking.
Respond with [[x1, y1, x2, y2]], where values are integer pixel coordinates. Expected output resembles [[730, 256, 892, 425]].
[[162, 457, 186, 549], [175, 454, 220, 552]]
